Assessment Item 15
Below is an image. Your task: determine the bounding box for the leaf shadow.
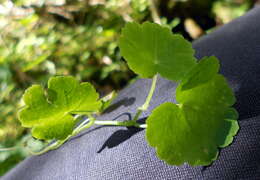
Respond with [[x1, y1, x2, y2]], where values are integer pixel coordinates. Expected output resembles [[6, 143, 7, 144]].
[[102, 97, 136, 114], [97, 118, 146, 153]]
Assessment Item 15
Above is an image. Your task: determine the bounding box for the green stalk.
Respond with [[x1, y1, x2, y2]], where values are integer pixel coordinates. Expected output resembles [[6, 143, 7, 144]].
[[133, 74, 158, 122], [94, 120, 146, 128], [27, 114, 148, 155], [0, 147, 18, 152]]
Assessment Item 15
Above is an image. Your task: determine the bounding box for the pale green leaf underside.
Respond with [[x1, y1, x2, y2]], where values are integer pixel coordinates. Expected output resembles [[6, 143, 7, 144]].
[[119, 22, 197, 81], [146, 58, 239, 166], [18, 76, 101, 140], [100, 91, 117, 112]]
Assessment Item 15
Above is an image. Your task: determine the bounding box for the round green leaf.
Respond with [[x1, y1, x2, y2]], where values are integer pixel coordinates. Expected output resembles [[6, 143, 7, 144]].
[[146, 57, 238, 166], [18, 76, 101, 140], [147, 102, 221, 166], [119, 22, 197, 81]]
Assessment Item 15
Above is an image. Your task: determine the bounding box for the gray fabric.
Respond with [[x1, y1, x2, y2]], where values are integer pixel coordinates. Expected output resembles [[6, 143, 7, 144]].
[[3, 6, 260, 180]]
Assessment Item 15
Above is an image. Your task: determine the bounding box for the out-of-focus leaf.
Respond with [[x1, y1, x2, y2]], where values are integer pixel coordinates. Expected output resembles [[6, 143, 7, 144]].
[[22, 54, 49, 72]]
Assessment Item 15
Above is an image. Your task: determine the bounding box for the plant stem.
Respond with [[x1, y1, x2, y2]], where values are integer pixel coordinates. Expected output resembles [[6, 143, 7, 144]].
[[140, 74, 158, 111], [0, 147, 18, 152], [133, 74, 158, 122], [25, 141, 60, 156], [72, 115, 95, 135], [94, 120, 146, 128], [27, 114, 148, 155]]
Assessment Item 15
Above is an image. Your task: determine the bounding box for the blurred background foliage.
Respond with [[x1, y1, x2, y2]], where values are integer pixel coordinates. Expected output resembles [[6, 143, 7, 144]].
[[0, 0, 256, 176]]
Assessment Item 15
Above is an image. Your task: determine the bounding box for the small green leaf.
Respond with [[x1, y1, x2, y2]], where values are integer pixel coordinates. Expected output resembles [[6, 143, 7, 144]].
[[22, 54, 49, 72], [119, 22, 197, 81], [177, 74, 236, 109], [99, 91, 117, 112], [180, 56, 220, 90], [18, 76, 101, 140], [146, 57, 238, 166]]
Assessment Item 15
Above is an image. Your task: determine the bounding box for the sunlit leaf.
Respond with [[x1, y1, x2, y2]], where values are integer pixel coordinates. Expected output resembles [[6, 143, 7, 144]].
[[146, 57, 238, 166], [119, 22, 197, 81], [18, 76, 101, 140]]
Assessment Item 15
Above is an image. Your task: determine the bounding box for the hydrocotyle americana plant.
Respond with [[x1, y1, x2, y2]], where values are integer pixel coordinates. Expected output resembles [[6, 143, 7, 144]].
[[17, 22, 239, 166]]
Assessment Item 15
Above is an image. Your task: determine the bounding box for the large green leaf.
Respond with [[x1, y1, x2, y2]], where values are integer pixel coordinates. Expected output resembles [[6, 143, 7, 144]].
[[146, 58, 238, 166], [18, 76, 101, 140], [119, 22, 197, 81]]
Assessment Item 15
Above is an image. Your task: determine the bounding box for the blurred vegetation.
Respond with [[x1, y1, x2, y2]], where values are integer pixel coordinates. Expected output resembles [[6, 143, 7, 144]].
[[0, 0, 255, 176]]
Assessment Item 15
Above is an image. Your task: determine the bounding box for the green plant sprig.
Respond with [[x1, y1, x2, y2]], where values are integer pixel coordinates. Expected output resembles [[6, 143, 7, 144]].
[[13, 22, 238, 166]]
